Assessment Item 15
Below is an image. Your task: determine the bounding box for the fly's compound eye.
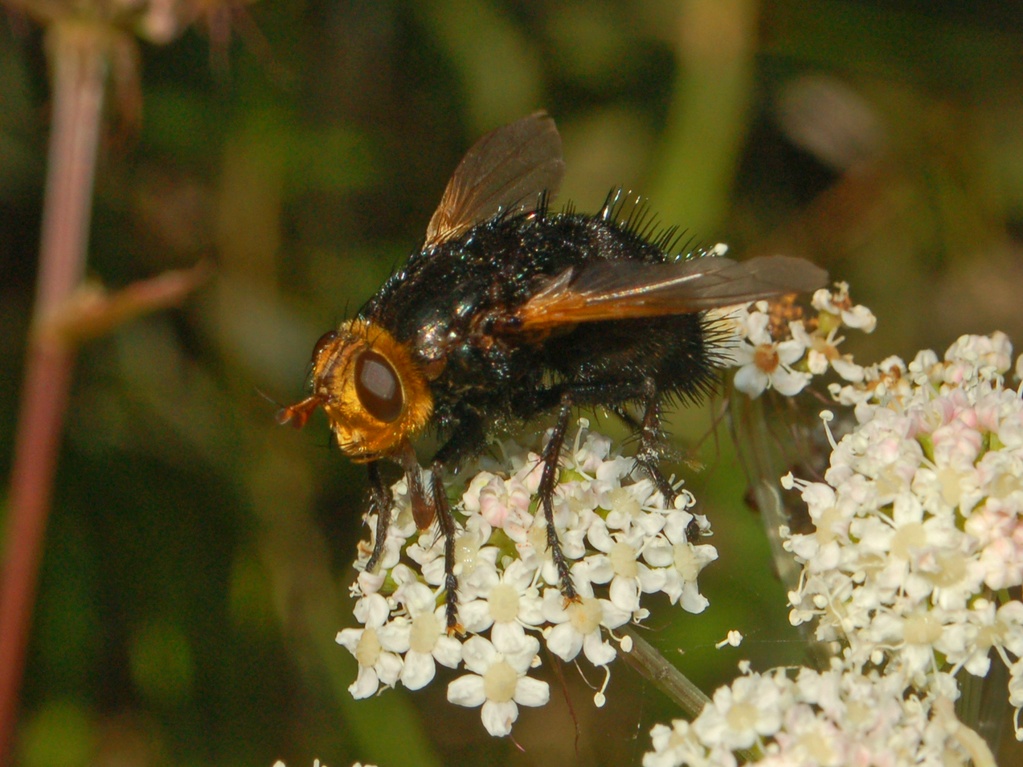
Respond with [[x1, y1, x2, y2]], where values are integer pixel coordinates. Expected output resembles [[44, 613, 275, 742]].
[[354, 350, 403, 423], [311, 330, 339, 363]]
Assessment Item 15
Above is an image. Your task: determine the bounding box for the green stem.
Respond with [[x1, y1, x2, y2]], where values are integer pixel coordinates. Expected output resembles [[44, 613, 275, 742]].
[[0, 21, 110, 765], [620, 627, 711, 719], [651, 0, 758, 235]]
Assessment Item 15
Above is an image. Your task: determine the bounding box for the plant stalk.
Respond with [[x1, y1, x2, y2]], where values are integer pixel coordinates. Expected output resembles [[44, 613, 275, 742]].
[[0, 20, 109, 765]]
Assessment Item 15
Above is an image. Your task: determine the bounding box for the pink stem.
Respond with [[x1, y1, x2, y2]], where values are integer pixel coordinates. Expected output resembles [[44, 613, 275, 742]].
[[0, 21, 109, 765]]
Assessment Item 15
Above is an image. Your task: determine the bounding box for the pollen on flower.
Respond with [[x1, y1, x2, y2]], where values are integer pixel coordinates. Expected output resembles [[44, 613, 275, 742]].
[[607, 486, 642, 518], [526, 519, 548, 555], [902, 611, 943, 646], [725, 701, 759, 732], [672, 543, 702, 581], [889, 521, 926, 558], [453, 532, 483, 576], [753, 344, 780, 373], [724, 282, 876, 398]]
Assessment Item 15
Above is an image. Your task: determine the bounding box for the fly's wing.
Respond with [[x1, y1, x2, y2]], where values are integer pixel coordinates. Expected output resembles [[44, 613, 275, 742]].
[[506, 255, 828, 332], [424, 111, 565, 248]]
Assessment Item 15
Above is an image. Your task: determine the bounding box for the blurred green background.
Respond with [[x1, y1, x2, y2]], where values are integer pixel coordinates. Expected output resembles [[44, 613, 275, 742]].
[[2, 1, 1023, 765]]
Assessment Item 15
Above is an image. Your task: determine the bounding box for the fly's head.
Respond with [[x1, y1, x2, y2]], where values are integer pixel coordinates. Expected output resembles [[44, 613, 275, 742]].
[[277, 319, 433, 462]]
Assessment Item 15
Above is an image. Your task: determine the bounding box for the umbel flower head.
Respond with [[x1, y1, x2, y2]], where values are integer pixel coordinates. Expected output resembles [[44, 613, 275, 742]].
[[639, 289, 1014, 765], [643, 661, 992, 767], [337, 418, 719, 736], [783, 330, 1023, 738]]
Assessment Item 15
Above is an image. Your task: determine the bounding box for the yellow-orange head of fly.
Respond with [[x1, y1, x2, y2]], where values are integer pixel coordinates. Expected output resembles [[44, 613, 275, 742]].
[[277, 319, 433, 462]]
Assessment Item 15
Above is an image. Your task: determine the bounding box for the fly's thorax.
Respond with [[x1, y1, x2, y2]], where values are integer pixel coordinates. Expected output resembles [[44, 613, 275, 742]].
[[312, 319, 433, 462]]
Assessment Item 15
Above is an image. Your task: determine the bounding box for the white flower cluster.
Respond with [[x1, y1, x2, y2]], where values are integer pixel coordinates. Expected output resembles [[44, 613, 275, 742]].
[[719, 282, 876, 398], [337, 421, 719, 736], [784, 331, 1023, 737], [640, 283, 1014, 765], [643, 661, 992, 767]]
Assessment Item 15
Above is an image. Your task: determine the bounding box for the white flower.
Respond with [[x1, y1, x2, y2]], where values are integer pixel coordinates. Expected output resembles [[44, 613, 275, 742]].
[[643, 509, 718, 613], [339, 420, 721, 731], [541, 588, 628, 666], [353, 478, 418, 577], [603, 477, 694, 537], [643, 718, 733, 767], [462, 470, 533, 533], [944, 331, 1013, 383], [390, 581, 462, 690], [790, 319, 865, 383], [577, 525, 666, 615], [446, 633, 549, 737], [458, 558, 544, 645], [731, 311, 811, 398], [691, 667, 787, 751], [811, 282, 877, 332], [336, 594, 404, 699]]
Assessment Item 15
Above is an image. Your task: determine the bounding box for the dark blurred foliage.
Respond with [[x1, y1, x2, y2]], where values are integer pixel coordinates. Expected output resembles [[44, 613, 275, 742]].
[[2, 1, 1023, 765]]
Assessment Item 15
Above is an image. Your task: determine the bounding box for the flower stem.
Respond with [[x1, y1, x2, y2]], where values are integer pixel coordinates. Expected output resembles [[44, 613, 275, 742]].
[[0, 20, 110, 764], [621, 628, 758, 763], [620, 627, 711, 717]]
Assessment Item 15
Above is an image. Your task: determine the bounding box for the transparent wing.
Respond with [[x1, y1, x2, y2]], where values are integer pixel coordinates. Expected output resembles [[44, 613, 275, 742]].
[[424, 111, 565, 247], [508, 255, 828, 332]]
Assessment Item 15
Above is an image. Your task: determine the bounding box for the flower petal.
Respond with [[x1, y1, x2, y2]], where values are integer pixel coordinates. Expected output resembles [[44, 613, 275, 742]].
[[400, 650, 437, 691], [513, 676, 550, 707], [446, 674, 486, 708], [481, 700, 519, 737]]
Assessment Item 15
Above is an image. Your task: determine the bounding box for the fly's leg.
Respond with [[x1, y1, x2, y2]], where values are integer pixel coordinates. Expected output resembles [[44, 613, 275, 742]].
[[365, 461, 392, 573], [425, 418, 487, 635], [539, 395, 578, 602], [631, 379, 701, 542], [429, 461, 464, 634], [610, 382, 679, 508], [634, 380, 679, 504], [383, 443, 463, 634]]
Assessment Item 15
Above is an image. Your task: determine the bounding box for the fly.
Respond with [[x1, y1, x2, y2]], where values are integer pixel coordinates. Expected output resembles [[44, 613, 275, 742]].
[[278, 112, 828, 632]]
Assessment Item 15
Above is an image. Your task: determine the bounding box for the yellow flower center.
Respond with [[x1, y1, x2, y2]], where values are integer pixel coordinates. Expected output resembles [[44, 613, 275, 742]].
[[610, 541, 638, 578], [489, 584, 521, 623], [354, 627, 381, 667], [483, 660, 518, 703], [568, 598, 603, 635], [754, 344, 780, 373], [409, 612, 441, 654]]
